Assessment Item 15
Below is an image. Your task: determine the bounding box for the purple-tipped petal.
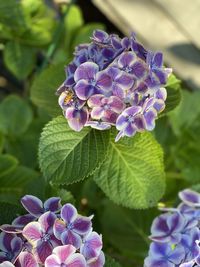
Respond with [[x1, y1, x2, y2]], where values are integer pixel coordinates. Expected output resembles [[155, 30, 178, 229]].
[[61, 204, 77, 224], [33, 240, 53, 264], [91, 107, 104, 120], [53, 219, 66, 240], [153, 52, 163, 68], [115, 73, 134, 89], [92, 30, 109, 43], [17, 251, 39, 267], [118, 52, 135, 68], [144, 109, 157, 131], [123, 106, 142, 116], [73, 216, 92, 235], [44, 197, 61, 213], [75, 80, 96, 100], [12, 214, 35, 228], [38, 212, 56, 233], [61, 230, 82, 249], [132, 61, 147, 78], [81, 232, 102, 260], [124, 123, 137, 137], [108, 96, 125, 113], [96, 71, 112, 90], [87, 95, 104, 108], [10, 236, 22, 255], [65, 107, 88, 132], [74, 62, 98, 82], [87, 251, 105, 267], [66, 253, 86, 267], [21, 195, 43, 217], [179, 189, 200, 207], [22, 222, 42, 244], [0, 232, 13, 251]]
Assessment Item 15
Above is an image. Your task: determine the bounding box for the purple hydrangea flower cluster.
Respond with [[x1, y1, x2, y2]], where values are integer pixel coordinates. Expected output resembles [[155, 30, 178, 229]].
[[57, 30, 171, 141], [0, 195, 104, 267], [144, 189, 200, 267]]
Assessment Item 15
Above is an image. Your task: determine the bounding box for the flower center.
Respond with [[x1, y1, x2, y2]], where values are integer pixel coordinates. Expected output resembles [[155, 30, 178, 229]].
[[41, 233, 50, 242], [89, 79, 96, 86], [127, 115, 134, 123], [123, 66, 132, 73], [61, 264, 67, 267], [104, 104, 110, 110]]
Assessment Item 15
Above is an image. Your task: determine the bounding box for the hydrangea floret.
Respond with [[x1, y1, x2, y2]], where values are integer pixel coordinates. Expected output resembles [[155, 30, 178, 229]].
[[0, 195, 104, 267], [144, 189, 200, 267], [57, 29, 171, 141]]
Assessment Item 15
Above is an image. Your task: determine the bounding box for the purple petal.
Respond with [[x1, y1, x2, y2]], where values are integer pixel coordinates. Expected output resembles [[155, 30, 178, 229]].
[[21, 195, 43, 217], [74, 62, 98, 82], [124, 123, 137, 137], [134, 115, 145, 131], [38, 212, 56, 233], [0, 225, 22, 234], [12, 214, 35, 228], [33, 240, 53, 264], [132, 61, 147, 78], [0, 232, 13, 251], [66, 253, 86, 267], [108, 96, 124, 113], [144, 257, 174, 267], [10, 236, 22, 254], [107, 67, 120, 80], [65, 107, 88, 132], [44, 197, 61, 213], [123, 106, 142, 116], [87, 94, 104, 108], [53, 219, 66, 240], [153, 69, 167, 85], [155, 87, 167, 101], [80, 232, 102, 260], [17, 252, 39, 267], [96, 71, 112, 90], [61, 204, 77, 224], [153, 99, 165, 112], [61, 230, 82, 249], [72, 216, 92, 235], [179, 189, 200, 207], [150, 213, 169, 241], [115, 72, 134, 89], [116, 115, 128, 130], [92, 30, 109, 43], [118, 52, 135, 68], [87, 251, 105, 267], [75, 80, 96, 100], [53, 245, 76, 263], [91, 107, 104, 120], [153, 52, 163, 68], [112, 84, 125, 99], [22, 222, 42, 244], [144, 109, 157, 131]]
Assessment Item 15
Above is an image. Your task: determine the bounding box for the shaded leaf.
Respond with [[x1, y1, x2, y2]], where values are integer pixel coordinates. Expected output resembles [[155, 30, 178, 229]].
[[0, 203, 23, 225], [0, 95, 33, 136], [4, 41, 36, 79], [94, 132, 165, 209], [30, 63, 65, 117], [105, 255, 122, 267], [0, 154, 18, 178], [39, 116, 110, 185]]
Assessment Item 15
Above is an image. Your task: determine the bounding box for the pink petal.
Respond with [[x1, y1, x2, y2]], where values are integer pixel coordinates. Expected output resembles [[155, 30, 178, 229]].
[[66, 253, 87, 267], [53, 219, 66, 240], [91, 107, 104, 120], [17, 251, 39, 267], [53, 245, 76, 263], [45, 254, 61, 267], [22, 222, 42, 245], [87, 95, 104, 108]]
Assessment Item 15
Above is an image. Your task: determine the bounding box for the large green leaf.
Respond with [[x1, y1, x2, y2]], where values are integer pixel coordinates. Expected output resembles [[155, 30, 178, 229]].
[[30, 63, 65, 117], [72, 23, 105, 48], [39, 116, 110, 185], [4, 41, 36, 79], [0, 203, 23, 224], [101, 201, 158, 264], [94, 132, 165, 209], [0, 132, 4, 153], [0, 95, 33, 136]]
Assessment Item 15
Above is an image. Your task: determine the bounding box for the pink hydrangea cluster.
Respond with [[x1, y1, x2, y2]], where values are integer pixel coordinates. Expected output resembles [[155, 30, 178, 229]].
[[0, 195, 104, 267]]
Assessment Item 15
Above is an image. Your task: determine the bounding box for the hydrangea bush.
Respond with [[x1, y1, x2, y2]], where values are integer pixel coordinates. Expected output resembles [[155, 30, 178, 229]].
[[145, 189, 200, 267], [57, 30, 171, 141], [0, 195, 104, 267]]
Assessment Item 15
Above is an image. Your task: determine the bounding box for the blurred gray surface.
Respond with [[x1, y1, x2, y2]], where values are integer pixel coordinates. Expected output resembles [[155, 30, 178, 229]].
[[92, 0, 200, 89]]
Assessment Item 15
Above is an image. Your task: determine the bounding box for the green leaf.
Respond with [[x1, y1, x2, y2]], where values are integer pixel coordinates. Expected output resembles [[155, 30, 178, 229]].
[[38, 116, 110, 185], [72, 23, 105, 48], [101, 201, 157, 263], [0, 203, 23, 225], [169, 90, 200, 136], [105, 255, 122, 267], [30, 63, 66, 117], [161, 74, 181, 116], [94, 132, 165, 209], [0, 95, 33, 137], [0, 154, 18, 178], [4, 42, 36, 79], [0, 0, 28, 33]]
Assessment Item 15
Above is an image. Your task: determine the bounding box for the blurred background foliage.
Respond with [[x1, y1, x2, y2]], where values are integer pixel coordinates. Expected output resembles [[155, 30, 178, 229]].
[[0, 0, 200, 266]]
